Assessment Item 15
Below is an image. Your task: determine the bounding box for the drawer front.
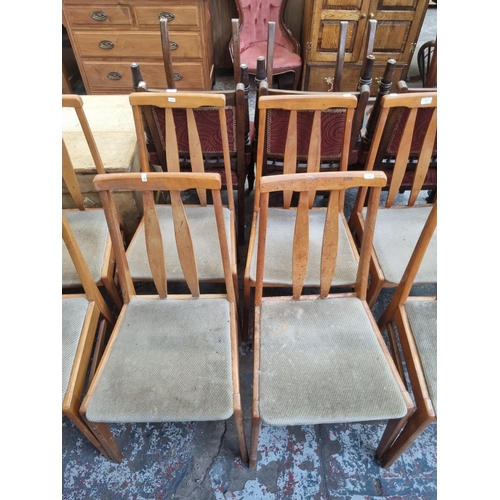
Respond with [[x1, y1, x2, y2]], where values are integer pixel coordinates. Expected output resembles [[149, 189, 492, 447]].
[[82, 60, 208, 92], [75, 31, 202, 58], [135, 5, 201, 28], [64, 5, 133, 27]]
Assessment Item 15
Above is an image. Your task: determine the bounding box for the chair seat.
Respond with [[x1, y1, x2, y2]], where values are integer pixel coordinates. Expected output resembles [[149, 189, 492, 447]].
[[258, 296, 408, 426], [240, 42, 302, 74], [249, 208, 358, 285], [62, 210, 109, 286], [127, 206, 232, 281], [85, 296, 235, 422], [62, 297, 90, 402], [404, 299, 437, 414], [362, 205, 437, 285]]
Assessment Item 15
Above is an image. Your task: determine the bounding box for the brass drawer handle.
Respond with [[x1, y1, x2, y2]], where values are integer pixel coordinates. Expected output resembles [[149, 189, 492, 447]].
[[99, 40, 114, 50], [91, 10, 108, 21], [170, 41, 178, 50], [159, 11, 175, 22], [107, 72, 122, 80], [173, 72, 183, 81]]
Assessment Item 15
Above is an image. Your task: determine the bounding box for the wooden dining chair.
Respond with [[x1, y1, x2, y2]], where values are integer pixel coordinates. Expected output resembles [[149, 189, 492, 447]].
[[249, 171, 413, 469], [130, 18, 254, 245], [62, 213, 123, 463], [230, 2, 302, 90], [376, 201, 437, 468], [125, 91, 240, 307], [62, 95, 123, 310], [349, 91, 437, 307], [253, 21, 375, 172], [80, 171, 248, 464], [242, 93, 364, 339]]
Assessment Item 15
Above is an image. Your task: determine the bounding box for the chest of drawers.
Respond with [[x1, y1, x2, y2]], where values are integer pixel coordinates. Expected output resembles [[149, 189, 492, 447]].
[[62, 0, 215, 94]]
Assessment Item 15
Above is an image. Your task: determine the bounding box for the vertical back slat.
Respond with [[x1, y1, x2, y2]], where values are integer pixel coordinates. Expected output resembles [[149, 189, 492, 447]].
[[319, 191, 339, 298], [386, 108, 418, 207], [165, 108, 181, 172], [186, 108, 208, 205], [283, 109, 298, 208], [292, 192, 310, 299], [409, 108, 437, 205], [307, 110, 322, 206], [143, 190, 167, 298], [171, 190, 200, 297]]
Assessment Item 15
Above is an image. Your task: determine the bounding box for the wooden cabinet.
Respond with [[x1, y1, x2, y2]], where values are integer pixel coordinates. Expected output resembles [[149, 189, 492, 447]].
[[62, 0, 215, 94], [300, 0, 429, 93]]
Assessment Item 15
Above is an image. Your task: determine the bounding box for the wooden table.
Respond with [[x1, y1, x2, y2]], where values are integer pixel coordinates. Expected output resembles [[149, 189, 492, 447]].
[[62, 94, 141, 237]]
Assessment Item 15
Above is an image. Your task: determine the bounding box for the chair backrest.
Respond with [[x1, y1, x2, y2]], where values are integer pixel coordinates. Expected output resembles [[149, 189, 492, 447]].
[[230, 5, 302, 89], [356, 91, 437, 209], [93, 172, 236, 305], [62, 95, 105, 211], [254, 171, 387, 304], [417, 38, 437, 88], [129, 91, 236, 211], [253, 93, 359, 210]]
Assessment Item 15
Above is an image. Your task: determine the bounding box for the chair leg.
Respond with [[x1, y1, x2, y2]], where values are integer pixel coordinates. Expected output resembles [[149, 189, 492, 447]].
[[233, 406, 249, 464], [375, 413, 411, 461], [64, 410, 113, 461], [377, 408, 434, 469], [101, 275, 123, 310], [80, 413, 124, 463], [249, 416, 261, 469], [243, 277, 252, 341], [366, 266, 384, 308]]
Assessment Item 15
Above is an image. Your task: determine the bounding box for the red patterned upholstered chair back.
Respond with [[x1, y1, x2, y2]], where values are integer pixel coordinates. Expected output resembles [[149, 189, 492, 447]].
[[229, 0, 302, 90]]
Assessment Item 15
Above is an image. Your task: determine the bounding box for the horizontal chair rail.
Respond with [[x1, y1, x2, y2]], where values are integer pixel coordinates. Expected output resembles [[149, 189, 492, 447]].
[[259, 172, 387, 193], [93, 172, 222, 192], [258, 94, 358, 110], [129, 92, 227, 109]]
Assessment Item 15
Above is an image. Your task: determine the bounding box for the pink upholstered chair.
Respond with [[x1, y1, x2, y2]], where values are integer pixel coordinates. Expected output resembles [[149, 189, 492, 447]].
[[229, 0, 302, 90]]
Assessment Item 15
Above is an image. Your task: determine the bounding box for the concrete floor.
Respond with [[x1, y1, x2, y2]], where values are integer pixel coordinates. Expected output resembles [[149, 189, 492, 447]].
[[63, 6, 437, 499]]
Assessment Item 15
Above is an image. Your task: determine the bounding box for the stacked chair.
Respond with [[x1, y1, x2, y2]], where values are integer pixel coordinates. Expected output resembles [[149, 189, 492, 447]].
[[349, 90, 437, 307], [79, 110, 248, 461], [62, 213, 123, 462], [129, 18, 254, 245], [377, 201, 437, 468], [62, 95, 123, 310]]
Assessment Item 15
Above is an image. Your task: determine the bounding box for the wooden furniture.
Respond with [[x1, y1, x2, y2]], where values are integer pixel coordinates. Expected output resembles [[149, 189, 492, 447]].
[[417, 38, 437, 87], [349, 91, 437, 307], [249, 171, 413, 469], [377, 201, 437, 468], [62, 214, 123, 463], [62, 0, 215, 94], [62, 95, 123, 310], [125, 92, 240, 309], [300, 0, 430, 93], [230, 0, 302, 90], [81, 171, 248, 464], [62, 94, 141, 238], [243, 93, 365, 338], [131, 19, 253, 244]]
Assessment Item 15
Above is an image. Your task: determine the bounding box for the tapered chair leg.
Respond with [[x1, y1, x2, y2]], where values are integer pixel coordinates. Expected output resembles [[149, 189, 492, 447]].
[[378, 408, 434, 468], [234, 407, 249, 464], [64, 411, 112, 461], [249, 416, 261, 469], [81, 414, 124, 463]]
